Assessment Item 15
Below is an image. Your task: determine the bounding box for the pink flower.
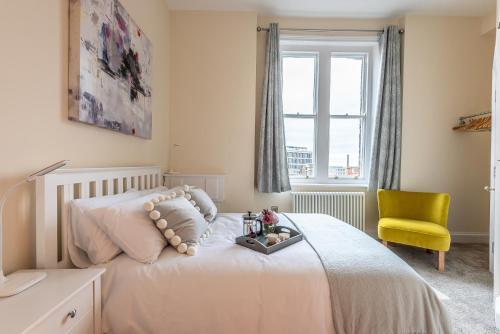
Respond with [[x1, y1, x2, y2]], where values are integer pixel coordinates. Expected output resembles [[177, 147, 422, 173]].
[[261, 209, 278, 225]]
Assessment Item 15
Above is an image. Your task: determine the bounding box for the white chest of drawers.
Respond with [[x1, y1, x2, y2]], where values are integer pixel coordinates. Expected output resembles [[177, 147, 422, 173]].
[[0, 268, 105, 334]]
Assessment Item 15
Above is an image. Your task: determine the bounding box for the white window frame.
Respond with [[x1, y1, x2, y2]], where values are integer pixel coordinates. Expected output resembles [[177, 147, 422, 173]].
[[281, 36, 380, 186]]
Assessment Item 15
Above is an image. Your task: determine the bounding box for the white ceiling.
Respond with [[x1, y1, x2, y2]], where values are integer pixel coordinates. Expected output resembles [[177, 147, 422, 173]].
[[165, 0, 495, 18]]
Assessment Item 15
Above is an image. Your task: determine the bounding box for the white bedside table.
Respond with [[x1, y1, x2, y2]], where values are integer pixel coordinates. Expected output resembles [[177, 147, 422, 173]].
[[0, 268, 105, 334]]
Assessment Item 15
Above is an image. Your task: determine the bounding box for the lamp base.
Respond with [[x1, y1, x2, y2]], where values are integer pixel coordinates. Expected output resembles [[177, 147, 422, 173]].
[[0, 271, 46, 298]]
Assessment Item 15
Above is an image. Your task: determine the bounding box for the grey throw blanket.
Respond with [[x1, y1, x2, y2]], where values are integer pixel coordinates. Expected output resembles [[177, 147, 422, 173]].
[[282, 213, 452, 334]]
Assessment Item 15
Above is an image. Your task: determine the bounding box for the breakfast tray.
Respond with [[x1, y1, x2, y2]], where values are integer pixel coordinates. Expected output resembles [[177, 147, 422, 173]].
[[235, 225, 303, 255]]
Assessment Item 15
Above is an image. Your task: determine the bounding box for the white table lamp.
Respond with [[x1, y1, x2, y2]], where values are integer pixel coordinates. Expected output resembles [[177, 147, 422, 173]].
[[0, 160, 69, 297]]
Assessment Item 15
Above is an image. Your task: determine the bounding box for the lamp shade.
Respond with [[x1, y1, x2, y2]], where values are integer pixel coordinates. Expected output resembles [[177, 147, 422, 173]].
[[26, 160, 68, 182]]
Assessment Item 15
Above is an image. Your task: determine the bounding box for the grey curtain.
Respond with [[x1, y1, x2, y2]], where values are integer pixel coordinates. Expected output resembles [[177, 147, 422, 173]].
[[257, 23, 291, 193], [369, 25, 402, 191]]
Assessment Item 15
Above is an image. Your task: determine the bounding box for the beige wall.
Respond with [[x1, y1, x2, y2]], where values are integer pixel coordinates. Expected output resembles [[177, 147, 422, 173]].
[[169, 11, 258, 212], [170, 12, 494, 238], [481, 12, 496, 35], [401, 16, 494, 235], [0, 0, 170, 274]]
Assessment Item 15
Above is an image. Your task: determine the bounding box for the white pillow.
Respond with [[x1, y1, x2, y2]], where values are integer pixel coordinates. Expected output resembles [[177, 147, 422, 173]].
[[69, 187, 168, 266], [88, 193, 167, 264]]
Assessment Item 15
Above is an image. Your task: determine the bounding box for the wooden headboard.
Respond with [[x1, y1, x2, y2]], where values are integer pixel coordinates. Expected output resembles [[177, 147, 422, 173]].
[[35, 166, 162, 269]]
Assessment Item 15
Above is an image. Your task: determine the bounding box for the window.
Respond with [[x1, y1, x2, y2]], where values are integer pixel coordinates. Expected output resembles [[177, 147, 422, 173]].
[[281, 38, 378, 185]]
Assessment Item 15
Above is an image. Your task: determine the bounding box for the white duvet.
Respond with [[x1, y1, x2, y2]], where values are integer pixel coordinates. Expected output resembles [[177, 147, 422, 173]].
[[97, 213, 449, 334]]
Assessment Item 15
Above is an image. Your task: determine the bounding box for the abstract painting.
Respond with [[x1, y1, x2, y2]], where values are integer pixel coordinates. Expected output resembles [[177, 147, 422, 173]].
[[69, 0, 152, 139]]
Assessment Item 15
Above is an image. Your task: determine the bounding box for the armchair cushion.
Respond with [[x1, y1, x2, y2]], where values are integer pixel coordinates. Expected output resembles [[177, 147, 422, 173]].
[[378, 218, 451, 251]]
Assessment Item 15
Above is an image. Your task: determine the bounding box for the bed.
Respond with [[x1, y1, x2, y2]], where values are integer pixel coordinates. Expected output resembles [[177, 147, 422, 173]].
[[35, 166, 451, 334]]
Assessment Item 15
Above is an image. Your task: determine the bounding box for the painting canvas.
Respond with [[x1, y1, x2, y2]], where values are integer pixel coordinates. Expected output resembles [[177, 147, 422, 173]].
[[69, 0, 152, 139]]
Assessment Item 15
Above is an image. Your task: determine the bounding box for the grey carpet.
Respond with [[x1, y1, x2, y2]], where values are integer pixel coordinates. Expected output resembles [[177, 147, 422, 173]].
[[391, 243, 498, 334]]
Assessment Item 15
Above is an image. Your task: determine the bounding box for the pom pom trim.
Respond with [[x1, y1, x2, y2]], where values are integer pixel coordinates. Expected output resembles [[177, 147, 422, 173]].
[[144, 186, 205, 256]]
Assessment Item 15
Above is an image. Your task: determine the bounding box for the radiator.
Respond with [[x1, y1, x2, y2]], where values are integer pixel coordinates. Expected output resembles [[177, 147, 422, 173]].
[[291, 192, 365, 231]]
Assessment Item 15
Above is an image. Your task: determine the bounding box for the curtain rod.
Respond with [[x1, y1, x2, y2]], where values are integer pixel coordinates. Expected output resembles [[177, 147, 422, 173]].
[[256, 26, 405, 34]]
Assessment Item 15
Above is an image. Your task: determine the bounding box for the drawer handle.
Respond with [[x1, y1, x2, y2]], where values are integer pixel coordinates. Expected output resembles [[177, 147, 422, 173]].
[[67, 309, 77, 319]]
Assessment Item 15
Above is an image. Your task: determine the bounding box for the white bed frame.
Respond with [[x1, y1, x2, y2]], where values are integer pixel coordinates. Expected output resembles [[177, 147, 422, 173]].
[[35, 166, 162, 269]]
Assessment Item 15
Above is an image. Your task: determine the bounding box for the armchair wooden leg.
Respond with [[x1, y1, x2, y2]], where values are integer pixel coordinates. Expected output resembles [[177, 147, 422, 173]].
[[437, 251, 445, 272], [382, 240, 388, 247]]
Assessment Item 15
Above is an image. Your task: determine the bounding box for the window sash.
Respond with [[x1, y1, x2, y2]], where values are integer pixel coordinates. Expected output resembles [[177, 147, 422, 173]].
[[282, 52, 319, 116], [330, 54, 367, 117]]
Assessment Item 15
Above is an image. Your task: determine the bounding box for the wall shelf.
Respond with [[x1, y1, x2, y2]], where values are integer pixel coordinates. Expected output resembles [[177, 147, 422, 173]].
[[452, 111, 491, 132]]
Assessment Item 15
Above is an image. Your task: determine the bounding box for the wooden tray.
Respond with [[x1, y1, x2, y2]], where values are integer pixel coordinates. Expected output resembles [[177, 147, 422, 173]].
[[235, 225, 303, 255]]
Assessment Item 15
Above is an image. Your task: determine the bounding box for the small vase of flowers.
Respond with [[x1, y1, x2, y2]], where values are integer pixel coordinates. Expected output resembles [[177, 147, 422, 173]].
[[260, 209, 279, 235]]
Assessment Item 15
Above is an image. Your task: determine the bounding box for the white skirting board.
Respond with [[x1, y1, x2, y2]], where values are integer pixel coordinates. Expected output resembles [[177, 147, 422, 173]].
[[365, 229, 489, 244]]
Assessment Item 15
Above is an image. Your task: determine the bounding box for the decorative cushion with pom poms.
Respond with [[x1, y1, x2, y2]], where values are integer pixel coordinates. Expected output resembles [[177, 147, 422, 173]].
[[186, 245, 198, 256], [164, 228, 175, 239], [156, 219, 168, 229], [145, 190, 210, 256], [185, 187, 218, 222], [149, 210, 161, 220], [170, 235, 182, 247], [143, 201, 155, 212], [177, 243, 188, 254]]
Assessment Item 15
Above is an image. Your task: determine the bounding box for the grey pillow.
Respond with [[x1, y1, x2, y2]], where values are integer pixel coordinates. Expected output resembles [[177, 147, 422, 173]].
[[188, 188, 218, 222], [155, 197, 208, 244]]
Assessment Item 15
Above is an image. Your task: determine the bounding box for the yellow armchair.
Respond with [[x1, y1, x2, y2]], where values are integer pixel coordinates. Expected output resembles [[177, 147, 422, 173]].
[[377, 189, 451, 272]]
